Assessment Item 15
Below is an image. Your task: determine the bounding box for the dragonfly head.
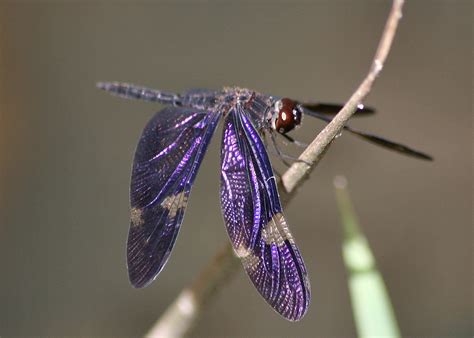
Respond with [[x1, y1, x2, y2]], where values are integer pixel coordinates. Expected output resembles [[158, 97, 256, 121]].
[[271, 98, 303, 134]]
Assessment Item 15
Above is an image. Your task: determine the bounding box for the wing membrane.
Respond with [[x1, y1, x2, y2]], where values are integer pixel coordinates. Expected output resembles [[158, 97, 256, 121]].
[[220, 106, 311, 320], [128, 107, 220, 287], [303, 108, 433, 161], [301, 102, 375, 116]]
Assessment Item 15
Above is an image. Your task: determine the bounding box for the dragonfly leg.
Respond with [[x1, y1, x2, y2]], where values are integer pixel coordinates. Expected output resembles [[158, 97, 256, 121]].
[[269, 132, 311, 166], [278, 133, 308, 148], [265, 132, 292, 167]]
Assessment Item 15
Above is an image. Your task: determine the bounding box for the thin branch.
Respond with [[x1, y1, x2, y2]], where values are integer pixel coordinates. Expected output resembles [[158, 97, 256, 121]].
[[145, 1, 405, 337], [282, 0, 404, 193], [145, 244, 238, 338]]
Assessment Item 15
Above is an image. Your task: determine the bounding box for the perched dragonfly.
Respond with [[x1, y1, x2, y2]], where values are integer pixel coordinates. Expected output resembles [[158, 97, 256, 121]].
[[97, 82, 432, 321]]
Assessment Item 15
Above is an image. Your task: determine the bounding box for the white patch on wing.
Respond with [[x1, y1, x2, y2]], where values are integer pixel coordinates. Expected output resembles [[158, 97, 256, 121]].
[[242, 253, 260, 272], [261, 212, 294, 245], [234, 244, 251, 258], [130, 207, 144, 227], [160, 191, 188, 218]]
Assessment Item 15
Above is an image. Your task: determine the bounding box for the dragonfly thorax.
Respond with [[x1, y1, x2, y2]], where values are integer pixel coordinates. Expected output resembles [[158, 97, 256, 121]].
[[271, 98, 303, 134]]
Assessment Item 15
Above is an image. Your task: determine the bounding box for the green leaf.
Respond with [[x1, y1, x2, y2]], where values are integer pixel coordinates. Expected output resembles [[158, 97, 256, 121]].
[[334, 176, 401, 338]]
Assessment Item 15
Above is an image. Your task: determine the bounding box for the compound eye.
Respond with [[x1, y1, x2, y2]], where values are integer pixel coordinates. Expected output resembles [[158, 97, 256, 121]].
[[274, 98, 302, 134]]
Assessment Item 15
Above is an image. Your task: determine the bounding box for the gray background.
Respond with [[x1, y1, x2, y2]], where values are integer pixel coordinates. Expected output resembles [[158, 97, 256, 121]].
[[0, 1, 471, 337]]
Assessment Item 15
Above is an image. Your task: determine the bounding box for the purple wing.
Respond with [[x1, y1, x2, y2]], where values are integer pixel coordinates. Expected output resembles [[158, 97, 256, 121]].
[[128, 107, 220, 288], [220, 106, 311, 321]]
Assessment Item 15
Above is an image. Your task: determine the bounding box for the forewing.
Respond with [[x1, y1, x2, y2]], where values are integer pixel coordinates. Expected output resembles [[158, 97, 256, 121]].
[[301, 102, 375, 116], [128, 107, 220, 287], [303, 107, 433, 161], [220, 106, 311, 321]]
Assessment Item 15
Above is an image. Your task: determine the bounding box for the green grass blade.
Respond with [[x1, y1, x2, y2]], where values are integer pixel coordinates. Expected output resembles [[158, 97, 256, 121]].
[[334, 176, 401, 338]]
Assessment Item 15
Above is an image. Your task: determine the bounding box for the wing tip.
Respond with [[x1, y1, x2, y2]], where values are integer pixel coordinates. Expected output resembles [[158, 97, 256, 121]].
[[128, 272, 155, 289], [415, 152, 434, 161], [277, 288, 311, 321], [126, 252, 162, 289]]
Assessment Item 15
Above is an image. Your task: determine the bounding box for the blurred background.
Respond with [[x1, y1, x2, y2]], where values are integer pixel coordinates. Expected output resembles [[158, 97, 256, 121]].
[[0, 1, 471, 337]]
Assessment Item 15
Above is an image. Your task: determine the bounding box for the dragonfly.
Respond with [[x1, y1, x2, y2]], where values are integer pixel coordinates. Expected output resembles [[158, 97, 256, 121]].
[[97, 82, 432, 321]]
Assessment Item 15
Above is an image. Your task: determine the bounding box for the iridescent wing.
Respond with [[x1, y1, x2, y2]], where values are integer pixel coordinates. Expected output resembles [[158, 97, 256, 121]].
[[220, 106, 311, 321], [128, 107, 220, 287]]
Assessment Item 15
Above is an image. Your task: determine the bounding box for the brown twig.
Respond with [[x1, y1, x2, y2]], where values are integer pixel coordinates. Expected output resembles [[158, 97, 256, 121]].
[[145, 1, 405, 337], [282, 0, 405, 193]]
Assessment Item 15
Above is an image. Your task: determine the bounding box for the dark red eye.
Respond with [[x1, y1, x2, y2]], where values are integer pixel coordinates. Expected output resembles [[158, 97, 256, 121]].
[[274, 98, 302, 134]]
